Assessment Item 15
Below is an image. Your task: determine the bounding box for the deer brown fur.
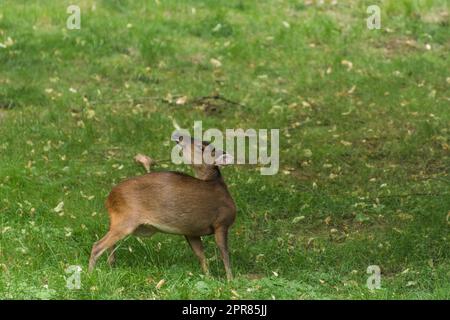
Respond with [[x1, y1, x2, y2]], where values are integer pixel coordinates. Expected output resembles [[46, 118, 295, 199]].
[[88, 133, 236, 280]]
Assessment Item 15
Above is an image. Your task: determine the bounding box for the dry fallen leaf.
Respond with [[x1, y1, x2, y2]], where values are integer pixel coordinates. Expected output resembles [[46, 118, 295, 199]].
[[303, 149, 313, 157], [53, 201, 64, 213], [231, 289, 240, 298], [176, 96, 188, 105], [347, 85, 356, 95], [86, 109, 96, 119], [0, 37, 14, 48], [292, 216, 305, 223], [341, 60, 353, 71], [156, 279, 165, 289], [134, 154, 155, 172], [329, 173, 338, 179], [397, 212, 414, 221], [210, 58, 222, 68]]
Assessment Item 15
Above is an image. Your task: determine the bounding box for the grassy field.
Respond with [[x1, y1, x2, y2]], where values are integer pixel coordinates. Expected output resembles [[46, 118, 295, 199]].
[[0, 0, 449, 299]]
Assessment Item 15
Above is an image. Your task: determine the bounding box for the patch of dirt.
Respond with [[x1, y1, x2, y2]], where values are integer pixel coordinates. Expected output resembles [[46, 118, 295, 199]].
[[421, 9, 449, 25], [372, 37, 422, 57], [192, 94, 244, 115]]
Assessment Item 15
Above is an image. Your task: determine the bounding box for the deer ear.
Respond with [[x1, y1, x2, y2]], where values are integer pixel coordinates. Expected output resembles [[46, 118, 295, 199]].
[[215, 153, 234, 166]]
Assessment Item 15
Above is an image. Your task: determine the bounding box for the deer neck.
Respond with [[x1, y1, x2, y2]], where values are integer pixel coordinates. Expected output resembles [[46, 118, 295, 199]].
[[193, 165, 222, 181]]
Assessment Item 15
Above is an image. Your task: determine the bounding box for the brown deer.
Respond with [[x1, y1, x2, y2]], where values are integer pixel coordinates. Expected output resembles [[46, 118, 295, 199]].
[[88, 133, 236, 280]]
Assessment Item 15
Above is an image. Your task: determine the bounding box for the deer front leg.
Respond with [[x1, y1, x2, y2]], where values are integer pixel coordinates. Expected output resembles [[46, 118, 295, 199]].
[[214, 227, 232, 281], [185, 236, 209, 275]]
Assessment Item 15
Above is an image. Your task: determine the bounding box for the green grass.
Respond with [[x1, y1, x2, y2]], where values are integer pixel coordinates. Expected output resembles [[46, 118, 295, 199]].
[[0, 0, 449, 299]]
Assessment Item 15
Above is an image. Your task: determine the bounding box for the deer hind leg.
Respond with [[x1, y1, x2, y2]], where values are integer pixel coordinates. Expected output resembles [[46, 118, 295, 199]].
[[185, 236, 209, 275], [89, 223, 135, 272]]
